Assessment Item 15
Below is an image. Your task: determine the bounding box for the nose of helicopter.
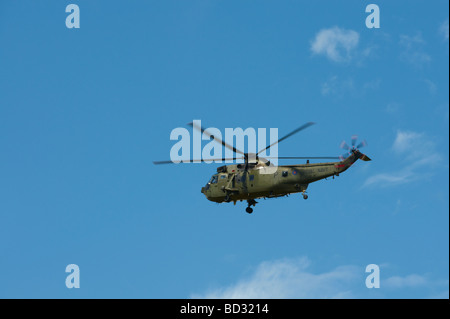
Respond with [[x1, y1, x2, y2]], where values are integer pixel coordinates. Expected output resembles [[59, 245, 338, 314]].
[[201, 183, 210, 195]]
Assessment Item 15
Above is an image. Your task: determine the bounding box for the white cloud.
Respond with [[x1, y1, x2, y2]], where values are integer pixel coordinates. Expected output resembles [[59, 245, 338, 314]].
[[363, 130, 441, 188], [392, 130, 423, 156], [384, 274, 429, 289], [321, 75, 354, 96], [392, 130, 436, 160], [192, 257, 449, 299], [363, 79, 382, 91], [384, 274, 449, 297], [192, 257, 360, 299], [321, 75, 380, 98], [363, 171, 415, 188], [434, 103, 450, 122], [311, 27, 360, 63], [385, 102, 402, 114], [440, 19, 449, 41], [399, 33, 431, 67], [423, 79, 437, 95], [399, 33, 425, 48]]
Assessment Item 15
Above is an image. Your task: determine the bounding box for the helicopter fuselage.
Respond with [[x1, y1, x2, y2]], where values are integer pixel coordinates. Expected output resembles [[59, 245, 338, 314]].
[[201, 153, 359, 203]]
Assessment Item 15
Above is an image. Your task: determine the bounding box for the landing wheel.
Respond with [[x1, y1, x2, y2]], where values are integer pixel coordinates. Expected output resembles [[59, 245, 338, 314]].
[[246, 207, 253, 214], [303, 194, 308, 200]]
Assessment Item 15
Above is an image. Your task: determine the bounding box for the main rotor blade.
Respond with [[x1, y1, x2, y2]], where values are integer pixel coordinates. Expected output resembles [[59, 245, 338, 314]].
[[153, 157, 244, 165], [356, 139, 367, 149], [351, 135, 358, 147], [257, 122, 316, 155], [264, 156, 340, 160], [340, 141, 351, 151], [188, 122, 245, 155]]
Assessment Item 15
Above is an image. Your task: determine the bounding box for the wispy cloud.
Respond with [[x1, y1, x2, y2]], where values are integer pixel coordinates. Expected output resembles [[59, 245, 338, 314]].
[[384, 274, 429, 289], [391, 130, 436, 160], [440, 19, 449, 41], [311, 27, 359, 63], [399, 32, 431, 67], [321, 75, 354, 96], [423, 79, 437, 95], [191, 257, 449, 299], [384, 274, 449, 298], [321, 75, 381, 98], [191, 257, 360, 299], [363, 171, 415, 187], [385, 102, 402, 114], [363, 130, 441, 188]]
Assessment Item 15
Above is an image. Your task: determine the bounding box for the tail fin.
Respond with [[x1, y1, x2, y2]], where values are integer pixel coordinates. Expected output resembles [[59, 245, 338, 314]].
[[359, 153, 371, 161]]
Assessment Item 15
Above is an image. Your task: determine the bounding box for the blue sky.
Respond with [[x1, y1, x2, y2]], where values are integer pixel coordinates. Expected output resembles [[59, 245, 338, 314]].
[[0, 0, 448, 298]]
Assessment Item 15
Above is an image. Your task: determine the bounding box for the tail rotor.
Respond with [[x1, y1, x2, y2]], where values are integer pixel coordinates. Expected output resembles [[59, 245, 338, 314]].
[[339, 136, 371, 161]]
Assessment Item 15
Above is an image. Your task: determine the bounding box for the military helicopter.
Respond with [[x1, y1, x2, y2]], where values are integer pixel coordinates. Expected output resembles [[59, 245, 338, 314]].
[[154, 122, 371, 214]]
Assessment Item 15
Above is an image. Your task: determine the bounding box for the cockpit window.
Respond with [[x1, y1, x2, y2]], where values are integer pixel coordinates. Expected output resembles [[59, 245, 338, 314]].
[[210, 175, 219, 184]]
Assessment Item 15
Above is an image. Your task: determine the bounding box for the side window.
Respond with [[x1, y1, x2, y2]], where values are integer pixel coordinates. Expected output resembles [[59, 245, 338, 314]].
[[282, 171, 289, 177], [220, 175, 227, 180], [249, 175, 254, 181]]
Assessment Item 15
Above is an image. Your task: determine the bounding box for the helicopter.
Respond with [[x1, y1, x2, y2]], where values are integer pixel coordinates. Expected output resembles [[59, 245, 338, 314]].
[[154, 122, 371, 214]]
